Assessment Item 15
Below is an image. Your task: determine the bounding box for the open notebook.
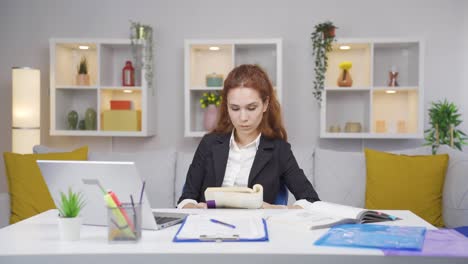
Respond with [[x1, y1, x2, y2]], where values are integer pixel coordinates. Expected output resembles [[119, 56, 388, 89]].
[[173, 215, 268, 242], [269, 201, 400, 230]]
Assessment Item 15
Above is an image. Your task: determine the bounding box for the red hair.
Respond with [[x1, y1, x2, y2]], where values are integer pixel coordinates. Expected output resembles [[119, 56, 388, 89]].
[[213, 64, 287, 141]]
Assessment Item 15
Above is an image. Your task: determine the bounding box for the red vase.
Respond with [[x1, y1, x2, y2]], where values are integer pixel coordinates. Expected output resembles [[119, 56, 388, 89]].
[[203, 105, 219, 131], [122, 61, 135, 86]]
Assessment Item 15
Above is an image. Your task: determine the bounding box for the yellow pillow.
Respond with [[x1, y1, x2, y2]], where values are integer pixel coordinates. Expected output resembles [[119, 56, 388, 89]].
[[3, 146, 88, 224], [364, 148, 448, 227]]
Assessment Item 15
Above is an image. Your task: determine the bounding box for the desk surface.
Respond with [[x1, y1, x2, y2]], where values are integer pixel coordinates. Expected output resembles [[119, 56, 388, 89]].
[[0, 209, 464, 264]]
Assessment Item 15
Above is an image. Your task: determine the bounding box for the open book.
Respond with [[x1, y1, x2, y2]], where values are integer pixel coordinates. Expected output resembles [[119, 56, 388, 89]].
[[269, 201, 400, 230], [204, 184, 263, 209]]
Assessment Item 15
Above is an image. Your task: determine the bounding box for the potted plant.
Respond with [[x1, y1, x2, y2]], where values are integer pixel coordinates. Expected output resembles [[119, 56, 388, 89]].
[[311, 21, 337, 103], [76, 56, 90, 86], [130, 21, 154, 90], [200, 92, 222, 131], [57, 188, 86, 241], [424, 99, 468, 154]]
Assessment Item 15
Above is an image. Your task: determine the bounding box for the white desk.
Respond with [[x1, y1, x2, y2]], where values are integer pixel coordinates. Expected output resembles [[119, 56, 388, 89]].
[[0, 209, 465, 264]]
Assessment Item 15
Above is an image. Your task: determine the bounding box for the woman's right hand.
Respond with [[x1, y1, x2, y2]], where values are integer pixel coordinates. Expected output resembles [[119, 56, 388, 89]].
[[182, 202, 207, 209]]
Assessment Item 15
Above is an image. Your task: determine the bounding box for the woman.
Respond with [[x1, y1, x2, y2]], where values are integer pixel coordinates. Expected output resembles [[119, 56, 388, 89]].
[[178, 64, 320, 209]]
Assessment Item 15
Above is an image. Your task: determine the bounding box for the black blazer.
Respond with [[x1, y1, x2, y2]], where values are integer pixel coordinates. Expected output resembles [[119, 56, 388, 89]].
[[178, 133, 320, 205]]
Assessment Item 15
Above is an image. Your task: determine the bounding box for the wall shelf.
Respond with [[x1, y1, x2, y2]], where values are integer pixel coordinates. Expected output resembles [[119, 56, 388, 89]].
[[320, 38, 424, 139], [50, 38, 155, 137]]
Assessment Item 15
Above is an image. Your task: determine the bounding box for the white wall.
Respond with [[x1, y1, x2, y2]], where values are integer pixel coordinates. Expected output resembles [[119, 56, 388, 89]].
[[0, 0, 466, 193]]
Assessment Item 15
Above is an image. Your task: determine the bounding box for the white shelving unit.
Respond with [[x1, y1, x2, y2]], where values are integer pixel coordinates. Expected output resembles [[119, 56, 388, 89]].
[[49, 38, 155, 137], [320, 38, 424, 139], [184, 39, 282, 137]]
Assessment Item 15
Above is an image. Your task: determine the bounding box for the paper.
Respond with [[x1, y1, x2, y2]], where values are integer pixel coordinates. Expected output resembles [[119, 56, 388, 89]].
[[175, 215, 266, 241]]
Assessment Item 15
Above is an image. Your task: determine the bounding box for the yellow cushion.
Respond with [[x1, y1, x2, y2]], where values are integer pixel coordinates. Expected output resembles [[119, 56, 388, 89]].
[[364, 148, 449, 227], [3, 146, 88, 224]]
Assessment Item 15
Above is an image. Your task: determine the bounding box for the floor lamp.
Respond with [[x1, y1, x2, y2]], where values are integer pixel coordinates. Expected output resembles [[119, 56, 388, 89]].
[[12, 67, 40, 154]]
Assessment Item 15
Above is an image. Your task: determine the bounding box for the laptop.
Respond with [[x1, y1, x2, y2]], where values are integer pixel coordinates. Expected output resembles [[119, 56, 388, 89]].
[[37, 160, 187, 230]]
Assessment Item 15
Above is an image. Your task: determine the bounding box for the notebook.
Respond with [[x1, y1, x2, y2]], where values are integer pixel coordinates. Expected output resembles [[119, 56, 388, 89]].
[[173, 215, 268, 242], [37, 160, 187, 230], [269, 201, 400, 230], [204, 184, 263, 209]]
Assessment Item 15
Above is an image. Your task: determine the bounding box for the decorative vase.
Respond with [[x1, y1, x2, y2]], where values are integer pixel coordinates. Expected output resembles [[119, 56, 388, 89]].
[[78, 120, 85, 130], [85, 108, 97, 130], [337, 69, 353, 87], [58, 217, 82, 241], [76, 74, 90, 86], [203, 104, 219, 131], [67, 110, 79, 130], [388, 71, 399, 87]]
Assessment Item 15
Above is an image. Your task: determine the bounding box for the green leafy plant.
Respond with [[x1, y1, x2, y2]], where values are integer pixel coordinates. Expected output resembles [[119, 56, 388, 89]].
[[311, 21, 337, 103], [424, 99, 468, 154], [57, 188, 86, 218], [130, 20, 154, 90], [77, 56, 88, 75], [199, 92, 222, 109]]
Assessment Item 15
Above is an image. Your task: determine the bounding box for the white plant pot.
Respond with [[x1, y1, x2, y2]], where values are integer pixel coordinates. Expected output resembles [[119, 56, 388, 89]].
[[58, 217, 82, 241]]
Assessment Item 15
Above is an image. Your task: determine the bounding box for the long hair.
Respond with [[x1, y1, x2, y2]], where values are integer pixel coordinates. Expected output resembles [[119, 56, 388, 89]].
[[213, 64, 287, 141]]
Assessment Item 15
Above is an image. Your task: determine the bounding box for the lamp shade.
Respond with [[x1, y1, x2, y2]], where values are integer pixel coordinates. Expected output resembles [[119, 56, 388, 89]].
[[12, 67, 40, 154]]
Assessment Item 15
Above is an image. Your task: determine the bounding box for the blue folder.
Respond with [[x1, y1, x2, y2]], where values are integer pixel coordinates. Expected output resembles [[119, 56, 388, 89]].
[[315, 224, 426, 251], [173, 217, 269, 243]]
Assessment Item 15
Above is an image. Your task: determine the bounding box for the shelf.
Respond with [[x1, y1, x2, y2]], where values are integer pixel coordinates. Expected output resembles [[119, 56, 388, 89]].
[[50, 38, 155, 137], [190, 86, 223, 91], [321, 39, 422, 139], [325, 87, 370, 91], [185, 39, 282, 137], [54, 42, 98, 87], [100, 43, 142, 87], [373, 42, 419, 87], [56, 86, 98, 90], [49, 130, 150, 137], [321, 132, 423, 139], [372, 89, 419, 134], [189, 44, 233, 88], [326, 42, 371, 88]]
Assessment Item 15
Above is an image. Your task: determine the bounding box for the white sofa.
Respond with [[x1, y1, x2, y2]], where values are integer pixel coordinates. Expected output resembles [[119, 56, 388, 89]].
[[0, 145, 467, 228]]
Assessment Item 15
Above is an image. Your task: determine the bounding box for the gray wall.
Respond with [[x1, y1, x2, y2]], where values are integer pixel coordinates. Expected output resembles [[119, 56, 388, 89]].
[[0, 0, 467, 193]]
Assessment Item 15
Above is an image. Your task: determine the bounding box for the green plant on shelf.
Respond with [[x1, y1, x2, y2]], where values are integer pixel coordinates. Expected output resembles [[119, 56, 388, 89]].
[[57, 188, 86, 218], [77, 56, 88, 75], [424, 99, 468, 154], [199, 92, 222, 109], [130, 20, 154, 91], [311, 20, 337, 104]]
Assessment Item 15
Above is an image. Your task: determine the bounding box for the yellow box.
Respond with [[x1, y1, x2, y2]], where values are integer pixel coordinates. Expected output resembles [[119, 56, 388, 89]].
[[101, 110, 141, 131]]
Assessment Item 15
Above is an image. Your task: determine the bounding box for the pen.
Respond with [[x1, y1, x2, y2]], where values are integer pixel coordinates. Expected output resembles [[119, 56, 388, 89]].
[[210, 218, 236, 229], [139, 181, 146, 204]]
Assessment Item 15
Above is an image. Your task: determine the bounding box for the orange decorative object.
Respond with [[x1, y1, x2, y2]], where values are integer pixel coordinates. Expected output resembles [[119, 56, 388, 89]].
[[376, 120, 387, 133], [110, 100, 132, 110], [337, 69, 353, 87]]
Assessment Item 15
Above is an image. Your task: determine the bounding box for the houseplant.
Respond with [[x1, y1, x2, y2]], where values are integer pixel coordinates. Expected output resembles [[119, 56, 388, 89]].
[[200, 92, 222, 131], [424, 99, 468, 154], [311, 21, 337, 103], [130, 21, 154, 92], [57, 188, 86, 241], [76, 56, 90, 86]]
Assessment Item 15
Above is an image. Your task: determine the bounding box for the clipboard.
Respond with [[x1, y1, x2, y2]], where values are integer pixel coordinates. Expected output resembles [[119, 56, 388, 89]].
[[173, 215, 269, 242]]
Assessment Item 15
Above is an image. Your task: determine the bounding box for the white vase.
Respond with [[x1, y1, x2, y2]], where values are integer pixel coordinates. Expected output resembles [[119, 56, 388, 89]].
[[203, 104, 219, 131], [58, 217, 82, 241]]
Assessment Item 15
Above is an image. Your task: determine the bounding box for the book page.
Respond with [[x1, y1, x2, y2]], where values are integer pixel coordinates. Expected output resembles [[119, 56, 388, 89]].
[[305, 201, 367, 219], [176, 215, 265, 240], [269, 210, 356, 230]]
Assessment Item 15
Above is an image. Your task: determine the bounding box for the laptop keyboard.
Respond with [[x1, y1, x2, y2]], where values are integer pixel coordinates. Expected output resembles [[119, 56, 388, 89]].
[[155, 216, 180, 224]]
